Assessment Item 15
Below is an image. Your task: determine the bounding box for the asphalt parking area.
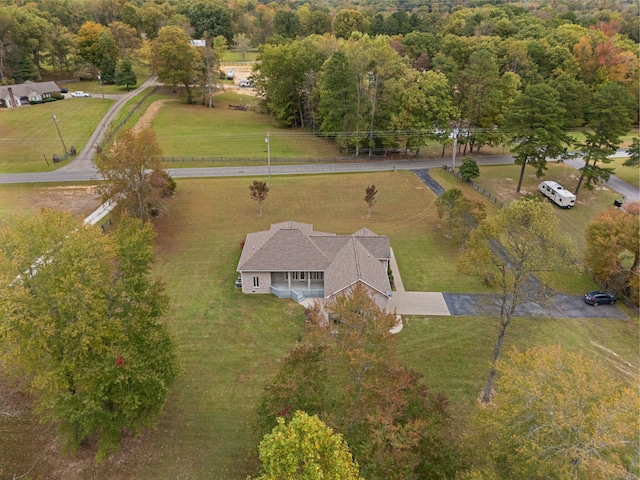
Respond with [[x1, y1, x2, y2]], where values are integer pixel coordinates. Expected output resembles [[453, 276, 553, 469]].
[[442, 292, 627, 319]]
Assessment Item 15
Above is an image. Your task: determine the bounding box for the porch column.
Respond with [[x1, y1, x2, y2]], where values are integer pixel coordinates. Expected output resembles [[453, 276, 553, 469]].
[[288, 272, 291, 290], [307, 272, 311, 290]]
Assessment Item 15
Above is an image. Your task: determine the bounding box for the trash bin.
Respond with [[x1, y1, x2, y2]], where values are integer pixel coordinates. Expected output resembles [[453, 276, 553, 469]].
[[53, 154, 60, 163], [70, 146, 76, 155]]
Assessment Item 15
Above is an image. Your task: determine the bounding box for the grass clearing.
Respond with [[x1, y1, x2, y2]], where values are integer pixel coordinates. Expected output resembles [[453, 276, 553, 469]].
[[397, 314, 639, 410], [0, 99, 112, 173], [222, 52, 259, 62], [0, 172, 637, 479], [152, 93, 342, 160]]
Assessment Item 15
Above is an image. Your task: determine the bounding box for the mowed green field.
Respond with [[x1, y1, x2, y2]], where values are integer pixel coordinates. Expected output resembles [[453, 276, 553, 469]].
[[0, 172, 636, 480], [0, 99, 112, 173], [151, 93, 343, 160]]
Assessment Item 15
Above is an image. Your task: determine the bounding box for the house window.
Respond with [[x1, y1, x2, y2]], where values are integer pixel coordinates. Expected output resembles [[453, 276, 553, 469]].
[[253, 276, 259, 287], [310, 272, 324, 280], [300, 272, 305, 280], [291, 272, 299, 280]]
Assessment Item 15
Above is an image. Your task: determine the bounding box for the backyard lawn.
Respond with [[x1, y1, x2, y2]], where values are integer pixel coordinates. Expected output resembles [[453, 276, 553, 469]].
[[0, 172, 636, 480]]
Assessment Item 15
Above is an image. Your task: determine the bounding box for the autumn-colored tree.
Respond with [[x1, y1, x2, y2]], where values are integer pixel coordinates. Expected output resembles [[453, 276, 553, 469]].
[[0, 212, 179, 460], [364, 184, 377, 217], [258, 285, 460, 479], [255, 411, 363, 480], [468, 345, 639, 479], [249, 180, 270, 216], [96, 128, 174, 222], [585, 202, 639, 303], [459, 199, 579, 403], [77, 21, 104, 66]]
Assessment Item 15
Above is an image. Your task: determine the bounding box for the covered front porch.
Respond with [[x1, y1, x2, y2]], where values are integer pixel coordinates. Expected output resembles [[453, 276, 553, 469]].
[[270, 271, 324, 301]]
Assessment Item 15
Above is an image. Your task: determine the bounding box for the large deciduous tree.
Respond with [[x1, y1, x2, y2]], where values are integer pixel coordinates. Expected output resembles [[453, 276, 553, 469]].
[[459, 198, 579, 404], [179, 2, 234, 45], [585, 203, 639, 303], [254, 37, 324, 128], [255, 411, 363, 480], [505, 83, 573, 193], [468, 345, 639, 479], [0, 211, 179, 460], [96, 129, 174, 222], [333, 9, 369, 39], [574, 81, 635, 195], [257, 285, 460, 480], [150, 25, 198, 103]]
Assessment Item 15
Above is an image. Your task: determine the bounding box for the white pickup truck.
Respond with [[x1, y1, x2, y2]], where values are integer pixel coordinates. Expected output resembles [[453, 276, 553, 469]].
[[71, 91, 91, 97]]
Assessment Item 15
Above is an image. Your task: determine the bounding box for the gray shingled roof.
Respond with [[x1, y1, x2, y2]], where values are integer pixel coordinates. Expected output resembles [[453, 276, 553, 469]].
[[238, 222, 391, 298], [0, 81, 61, 99]]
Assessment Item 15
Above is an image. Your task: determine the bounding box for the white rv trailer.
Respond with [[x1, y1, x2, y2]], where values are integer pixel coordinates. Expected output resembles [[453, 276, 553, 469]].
[[538, 181, 576, 208]]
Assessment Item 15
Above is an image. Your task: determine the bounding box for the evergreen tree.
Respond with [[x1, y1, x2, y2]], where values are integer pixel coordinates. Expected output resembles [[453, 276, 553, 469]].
[[115, 58, 137, 90]]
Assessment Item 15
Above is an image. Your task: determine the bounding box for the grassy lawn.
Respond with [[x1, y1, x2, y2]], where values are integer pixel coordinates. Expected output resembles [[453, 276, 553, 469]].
[[0, 99, 112, 173], [397, 314, 639, 409], [430, 163, 619, 293], [222, 51, 259, 62], [0, 172, 637, 479], [152, 93, 342, 160]]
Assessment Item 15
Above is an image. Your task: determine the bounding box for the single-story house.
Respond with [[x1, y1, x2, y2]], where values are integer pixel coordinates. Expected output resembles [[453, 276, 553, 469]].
[[0, 81, 62, 108], [237, 221, 392, 308]]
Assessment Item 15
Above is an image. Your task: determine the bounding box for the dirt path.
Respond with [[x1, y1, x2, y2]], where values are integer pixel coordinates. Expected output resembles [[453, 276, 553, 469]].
[[131, 99, 172, 133]]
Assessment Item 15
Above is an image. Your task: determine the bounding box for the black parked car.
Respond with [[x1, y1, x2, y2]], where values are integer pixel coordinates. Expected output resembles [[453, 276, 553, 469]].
[[59, 87, 68, 93], [584, 290, 616, 306]]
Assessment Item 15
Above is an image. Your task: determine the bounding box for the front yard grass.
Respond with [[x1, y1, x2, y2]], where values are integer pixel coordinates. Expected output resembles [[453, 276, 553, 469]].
[[0, 172, 636, 480], [0, 99, 112, 173]]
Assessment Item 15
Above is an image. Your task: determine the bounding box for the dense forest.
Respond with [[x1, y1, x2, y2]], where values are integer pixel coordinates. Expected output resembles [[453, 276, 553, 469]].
[[0, 0, 636, 175]]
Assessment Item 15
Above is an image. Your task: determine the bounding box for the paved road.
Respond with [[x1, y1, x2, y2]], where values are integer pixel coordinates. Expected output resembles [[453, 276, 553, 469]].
[[565, 157, 639, 204]]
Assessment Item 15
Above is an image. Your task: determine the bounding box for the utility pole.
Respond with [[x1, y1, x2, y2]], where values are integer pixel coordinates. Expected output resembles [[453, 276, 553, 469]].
[[265, 133, 271, 179], [51, 113, 68, 155], [98, 72, 105, 103], [451, 122, 460, 170]]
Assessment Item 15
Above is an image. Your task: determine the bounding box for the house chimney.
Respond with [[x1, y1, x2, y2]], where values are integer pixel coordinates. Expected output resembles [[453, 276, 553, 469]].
[[7, 87, 15, 107]]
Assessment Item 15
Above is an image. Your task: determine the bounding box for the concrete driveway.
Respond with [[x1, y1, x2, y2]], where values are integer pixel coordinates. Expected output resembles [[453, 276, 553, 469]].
[[387, 247, 450, 316]]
